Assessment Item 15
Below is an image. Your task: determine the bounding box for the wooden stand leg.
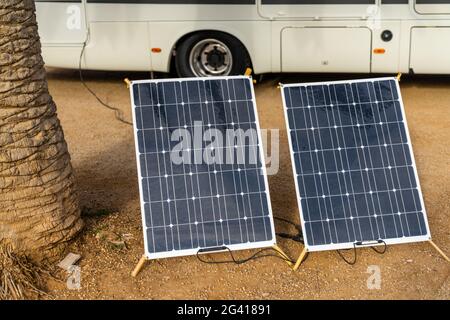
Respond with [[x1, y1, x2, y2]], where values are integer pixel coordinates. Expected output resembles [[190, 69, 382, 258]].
[[131, 255, 148, 277], [272, 245, 293, 267], [429, 240, 450, 263], [292, 247, 308, 271]]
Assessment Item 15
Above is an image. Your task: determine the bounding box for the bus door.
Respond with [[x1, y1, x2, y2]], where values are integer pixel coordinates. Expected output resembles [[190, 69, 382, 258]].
[[35, 0, 88, 45]]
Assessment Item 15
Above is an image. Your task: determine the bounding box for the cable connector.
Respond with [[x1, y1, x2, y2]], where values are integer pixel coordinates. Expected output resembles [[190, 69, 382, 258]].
[[124, 78, 131, 88], [396, 73, 402, 82]]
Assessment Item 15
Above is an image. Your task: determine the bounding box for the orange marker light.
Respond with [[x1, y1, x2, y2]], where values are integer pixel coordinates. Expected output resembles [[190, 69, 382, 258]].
[[151, 48, 162, 53], [373, 48, 386, 54]]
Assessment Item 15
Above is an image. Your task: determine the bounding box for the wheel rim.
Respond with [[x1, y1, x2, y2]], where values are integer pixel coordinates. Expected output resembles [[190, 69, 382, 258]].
[[189, 39, 233, 77]]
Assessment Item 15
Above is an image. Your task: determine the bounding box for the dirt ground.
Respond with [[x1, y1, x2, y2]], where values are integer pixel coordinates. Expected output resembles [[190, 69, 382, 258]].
[[44, 69, 449, 300]]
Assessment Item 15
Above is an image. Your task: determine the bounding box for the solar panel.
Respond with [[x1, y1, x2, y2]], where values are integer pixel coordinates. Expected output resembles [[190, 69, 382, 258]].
[[281, 77, 431, 252], [130, 76, 275, 259]]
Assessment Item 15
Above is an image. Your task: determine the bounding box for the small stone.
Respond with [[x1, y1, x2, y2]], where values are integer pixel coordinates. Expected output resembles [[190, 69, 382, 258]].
[[95, 230, 118, 242], [109, 240, 126, 249], [122, 233, 134, 241], [262, 292, 270, 297], [406, 259, 413, 263]]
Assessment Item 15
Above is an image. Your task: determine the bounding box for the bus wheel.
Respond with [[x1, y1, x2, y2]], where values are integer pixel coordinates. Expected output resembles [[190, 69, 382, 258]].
[[176, 32, 251, 78]]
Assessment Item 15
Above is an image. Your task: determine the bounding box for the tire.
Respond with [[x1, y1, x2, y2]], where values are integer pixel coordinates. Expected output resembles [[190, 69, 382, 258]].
[[175, 32, 251, 78]]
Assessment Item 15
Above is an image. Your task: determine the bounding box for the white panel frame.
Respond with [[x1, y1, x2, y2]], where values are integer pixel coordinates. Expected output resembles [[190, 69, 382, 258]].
[[281, 77, 431, 252], [129, 75, 276, 260]]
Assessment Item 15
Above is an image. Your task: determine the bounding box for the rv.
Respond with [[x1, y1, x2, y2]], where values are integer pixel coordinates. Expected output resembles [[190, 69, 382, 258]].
[[36, 0, 450, 76]]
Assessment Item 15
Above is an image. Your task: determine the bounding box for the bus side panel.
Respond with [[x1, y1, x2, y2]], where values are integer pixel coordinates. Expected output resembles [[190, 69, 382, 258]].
[[371, 22, 402, 73], [36, 1, 87, 44], [410, 27, 450, 74], [148, 21, 272, 74], [41, 46, 84, 69], [83, 22, 151, 71], [37, 1, 87, 69], [281, 27, 372, 73]]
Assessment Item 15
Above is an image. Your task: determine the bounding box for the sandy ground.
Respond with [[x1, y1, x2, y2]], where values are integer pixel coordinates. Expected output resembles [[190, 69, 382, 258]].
[[44, 69, 449, 300]]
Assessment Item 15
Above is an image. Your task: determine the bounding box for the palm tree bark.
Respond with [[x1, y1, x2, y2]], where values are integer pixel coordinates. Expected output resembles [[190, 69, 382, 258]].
[[0, 0, 83, 262]]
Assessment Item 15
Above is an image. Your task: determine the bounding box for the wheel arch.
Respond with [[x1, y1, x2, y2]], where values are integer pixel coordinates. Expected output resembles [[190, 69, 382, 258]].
[[169, 29, 253, 74]]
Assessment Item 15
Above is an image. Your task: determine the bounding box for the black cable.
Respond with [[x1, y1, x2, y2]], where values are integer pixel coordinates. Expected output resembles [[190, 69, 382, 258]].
[[274, 216, 300, 230], [78, 41, 133, 126], [274, 216, 304, 244], [273, 216, 308, 263], [196, 246, 294, 265], [276, 232, 304, 243], [371, 240, 387, 254], [336, 243, 357, 265], [336, 239, 387, 265]]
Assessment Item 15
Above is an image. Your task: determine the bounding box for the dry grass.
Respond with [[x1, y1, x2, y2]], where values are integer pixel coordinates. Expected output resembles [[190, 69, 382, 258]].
[[0, 244, 49, 300]]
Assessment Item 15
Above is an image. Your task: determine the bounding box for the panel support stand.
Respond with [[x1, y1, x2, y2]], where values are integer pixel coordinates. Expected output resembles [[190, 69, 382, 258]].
[[131, 254, 148, 277], [124, 78, 131, 88], [429, 240, 449, 263], [272, 245, 293, 267], [292, 247, 308, 271]]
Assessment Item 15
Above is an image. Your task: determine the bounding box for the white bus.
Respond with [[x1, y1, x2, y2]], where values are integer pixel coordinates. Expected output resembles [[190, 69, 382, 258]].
[[36, 0, 450, 77]]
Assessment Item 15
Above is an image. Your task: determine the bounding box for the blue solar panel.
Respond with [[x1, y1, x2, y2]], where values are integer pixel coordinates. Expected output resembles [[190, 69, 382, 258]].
[[282, 78, 431, 251], [130, 76, 275, 259]]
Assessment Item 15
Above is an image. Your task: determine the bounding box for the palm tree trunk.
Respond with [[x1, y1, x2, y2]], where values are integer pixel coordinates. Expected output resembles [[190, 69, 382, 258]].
[[0, 0, 83, 262]]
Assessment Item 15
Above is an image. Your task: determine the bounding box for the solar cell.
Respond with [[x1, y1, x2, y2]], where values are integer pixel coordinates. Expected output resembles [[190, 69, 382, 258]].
[[130, 76, 275, 259], [282, 77, 431, 252]]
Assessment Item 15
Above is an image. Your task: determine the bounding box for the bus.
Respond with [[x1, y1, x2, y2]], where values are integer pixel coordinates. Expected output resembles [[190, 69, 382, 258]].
[[35, 1, 450, 77]]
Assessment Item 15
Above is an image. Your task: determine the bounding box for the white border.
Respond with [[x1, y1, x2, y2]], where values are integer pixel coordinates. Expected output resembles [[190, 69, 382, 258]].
[[280, 77, 431, 253], [129, 75, 276, 260]]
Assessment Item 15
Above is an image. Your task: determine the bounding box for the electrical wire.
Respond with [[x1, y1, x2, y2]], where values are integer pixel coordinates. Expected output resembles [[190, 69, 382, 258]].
[[196, 246, 294, 265], [274, 216, 304, 244], [336, 240, 387, 265], [274, 216, 300, 230], [273, 216, 309, 264], [276, 231, 304, 243], [78, 41, 133, 126], [195, 217, 306, 265], [371, 240, 387, 254], [336, 243, 357, 265]]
